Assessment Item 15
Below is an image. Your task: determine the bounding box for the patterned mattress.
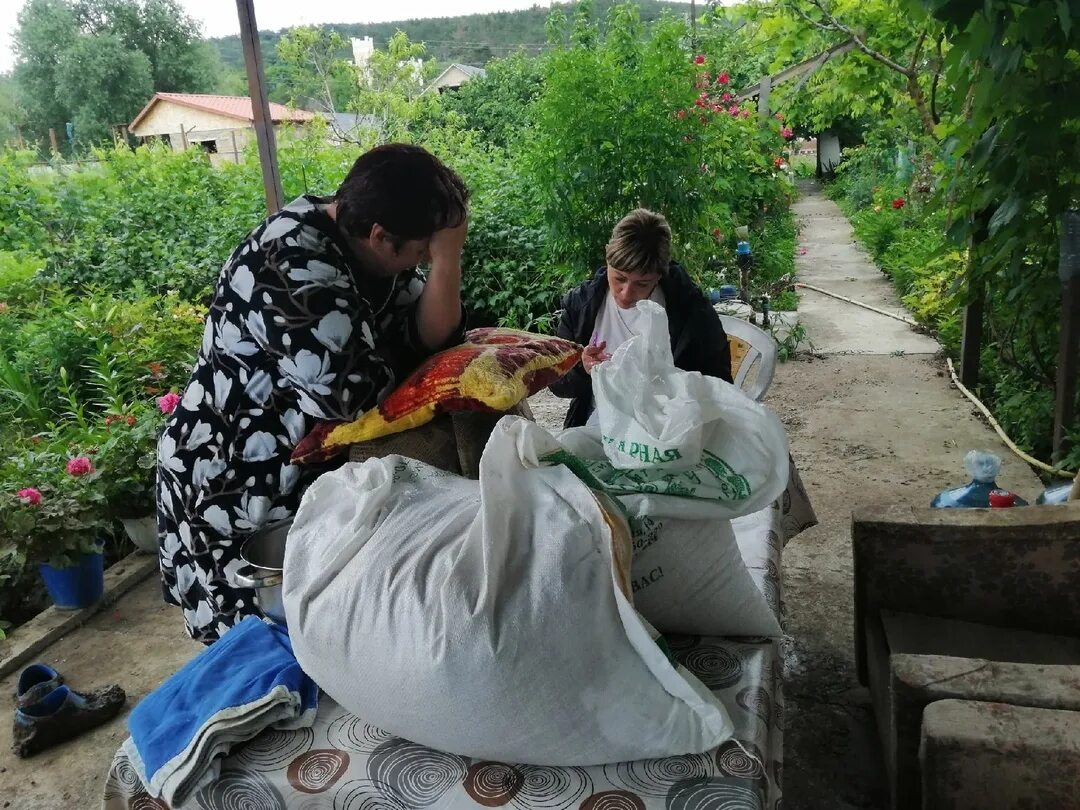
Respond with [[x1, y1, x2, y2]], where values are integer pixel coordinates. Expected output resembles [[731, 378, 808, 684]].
[[102, 464, 815, 810]]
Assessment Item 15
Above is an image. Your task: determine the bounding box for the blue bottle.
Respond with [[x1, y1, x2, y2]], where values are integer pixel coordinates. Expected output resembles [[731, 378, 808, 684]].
[[931, 451, 1029, 508]]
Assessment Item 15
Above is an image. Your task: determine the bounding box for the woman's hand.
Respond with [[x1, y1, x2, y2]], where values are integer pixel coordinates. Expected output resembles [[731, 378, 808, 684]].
[[582, 341, 612, 375]]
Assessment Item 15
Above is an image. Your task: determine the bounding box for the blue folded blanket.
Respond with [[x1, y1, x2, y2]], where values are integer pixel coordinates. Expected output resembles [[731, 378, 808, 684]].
[[123, 616, 318, 806]]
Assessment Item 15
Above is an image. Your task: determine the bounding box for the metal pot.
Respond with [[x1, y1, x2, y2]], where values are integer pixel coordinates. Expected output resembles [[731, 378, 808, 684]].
[[229, 518, 292, 626]]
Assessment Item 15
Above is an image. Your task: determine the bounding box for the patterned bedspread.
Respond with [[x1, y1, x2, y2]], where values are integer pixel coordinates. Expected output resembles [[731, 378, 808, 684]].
[[102, 464, 815, 810]]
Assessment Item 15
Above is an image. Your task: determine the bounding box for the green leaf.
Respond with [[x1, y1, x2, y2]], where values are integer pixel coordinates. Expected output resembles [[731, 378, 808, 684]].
[[988, 196, 1023, 237]]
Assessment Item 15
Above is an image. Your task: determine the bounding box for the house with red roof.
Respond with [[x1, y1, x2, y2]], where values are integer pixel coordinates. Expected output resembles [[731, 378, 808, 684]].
[[128, 93, 316, 164]]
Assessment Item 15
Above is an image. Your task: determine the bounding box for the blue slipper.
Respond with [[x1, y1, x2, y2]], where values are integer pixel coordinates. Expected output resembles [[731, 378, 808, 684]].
[[12, 683, 126, 758], [14, 664, 63, 709]]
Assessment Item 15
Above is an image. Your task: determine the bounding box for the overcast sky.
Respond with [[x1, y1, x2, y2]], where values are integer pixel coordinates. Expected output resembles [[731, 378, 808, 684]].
[[1, 1, 587, 73]]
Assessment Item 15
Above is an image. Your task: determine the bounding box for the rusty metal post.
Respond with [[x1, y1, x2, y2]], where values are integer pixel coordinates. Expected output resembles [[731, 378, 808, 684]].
[[237, 0, 283, 214]]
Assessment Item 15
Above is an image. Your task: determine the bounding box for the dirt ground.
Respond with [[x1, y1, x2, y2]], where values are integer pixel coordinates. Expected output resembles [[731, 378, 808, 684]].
[[0, 183, 1045, 809]]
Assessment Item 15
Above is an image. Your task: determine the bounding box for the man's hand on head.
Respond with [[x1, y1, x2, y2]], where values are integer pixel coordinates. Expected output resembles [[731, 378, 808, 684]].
[[429, 219, 469, 270]]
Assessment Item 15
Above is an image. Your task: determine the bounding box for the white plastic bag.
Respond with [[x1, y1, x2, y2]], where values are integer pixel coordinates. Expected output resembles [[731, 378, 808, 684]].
[[587, 300, 789, 520], [548, 302, 790, 636], [283, 418, 732, 765]]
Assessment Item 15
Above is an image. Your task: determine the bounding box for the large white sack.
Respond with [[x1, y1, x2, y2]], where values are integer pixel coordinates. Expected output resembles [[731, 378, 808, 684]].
[[515, 429, 782, 638], [283, 417, 732, 765], [587, 300, 789, 521]]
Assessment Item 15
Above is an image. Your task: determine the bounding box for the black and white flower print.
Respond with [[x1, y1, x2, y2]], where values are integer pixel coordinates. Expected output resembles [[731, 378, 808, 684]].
[[156, 195, 460, 643]]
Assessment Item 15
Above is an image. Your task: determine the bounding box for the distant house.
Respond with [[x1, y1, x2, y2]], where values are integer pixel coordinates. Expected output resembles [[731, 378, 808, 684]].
[[424, 64, 487, 94], [128, 93, 316, 165]]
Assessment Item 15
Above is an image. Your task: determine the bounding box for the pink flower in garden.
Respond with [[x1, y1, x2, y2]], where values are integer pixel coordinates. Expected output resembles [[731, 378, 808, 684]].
[[728, 105, 740, 115], [892, 198, 906, 209], [676, 109, 687, 119], [781, 127, 794, 140], [694, 54, 706, 65], [158, 392, 181, 414], [695, 96, 707, 108], [17, 487, 42, 506], [774, 112, 785, 121], [741, 109, 753, 118], [66, 457, 94, 476], [717, 71, 730, 85], [774, 157, 785, 168], [721, 92, 732, 102]]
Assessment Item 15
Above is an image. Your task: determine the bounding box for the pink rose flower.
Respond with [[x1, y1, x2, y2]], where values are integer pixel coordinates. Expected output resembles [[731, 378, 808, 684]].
[[17, 487, 42, 506], [717, 71, 730, 85], [67, 457, 94, 476], [158, 392, 181, 414], [781, 127, 794, 140], [694, 54, 706, 65]]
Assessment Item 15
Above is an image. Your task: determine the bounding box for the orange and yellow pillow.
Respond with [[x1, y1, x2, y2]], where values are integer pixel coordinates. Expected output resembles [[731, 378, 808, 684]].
[[291, 328, 581, 464]]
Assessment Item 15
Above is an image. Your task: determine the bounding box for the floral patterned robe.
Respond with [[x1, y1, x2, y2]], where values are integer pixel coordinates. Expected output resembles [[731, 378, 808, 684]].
[[156, 195, 461, 643]]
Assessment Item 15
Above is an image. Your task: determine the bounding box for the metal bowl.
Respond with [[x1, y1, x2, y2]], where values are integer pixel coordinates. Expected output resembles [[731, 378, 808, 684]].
[[229, 518, 292, 625]]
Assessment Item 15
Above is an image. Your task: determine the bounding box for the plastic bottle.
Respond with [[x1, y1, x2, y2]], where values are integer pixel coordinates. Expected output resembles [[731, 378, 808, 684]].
[[930, 451, 1029, 508], [1036, 483, 1073, 505]]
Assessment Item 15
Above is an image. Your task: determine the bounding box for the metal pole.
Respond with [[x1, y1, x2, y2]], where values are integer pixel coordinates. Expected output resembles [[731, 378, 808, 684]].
[[690, 0, 696, 52], [1053, 211, 1080, 463], [236, 0, 284, 214]]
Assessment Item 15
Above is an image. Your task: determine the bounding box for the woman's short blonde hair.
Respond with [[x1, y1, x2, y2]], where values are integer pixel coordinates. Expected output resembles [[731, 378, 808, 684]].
[[604, 209, 672, 276]]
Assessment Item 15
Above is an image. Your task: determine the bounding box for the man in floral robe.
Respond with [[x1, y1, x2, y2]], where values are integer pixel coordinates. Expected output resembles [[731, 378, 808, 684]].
[[157, 144, 469, 643]]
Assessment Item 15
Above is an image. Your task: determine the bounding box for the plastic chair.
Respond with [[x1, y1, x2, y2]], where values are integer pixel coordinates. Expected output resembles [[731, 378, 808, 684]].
[[719, 314, 777, 401]]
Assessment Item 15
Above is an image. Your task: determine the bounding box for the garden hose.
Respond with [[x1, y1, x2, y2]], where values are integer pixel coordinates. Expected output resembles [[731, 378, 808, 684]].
[[794, 282, 1076, 479]]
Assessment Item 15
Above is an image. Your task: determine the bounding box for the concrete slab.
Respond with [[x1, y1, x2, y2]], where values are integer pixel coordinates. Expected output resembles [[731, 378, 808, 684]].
[[921, 700, 1080, 810], [0, 577, 201, 810], [793, 186, 940, 356]]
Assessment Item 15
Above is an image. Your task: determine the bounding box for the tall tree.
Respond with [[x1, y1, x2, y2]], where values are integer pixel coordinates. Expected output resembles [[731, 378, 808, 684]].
[[55, 33, 154, 145], [12, 0, 216, 148]]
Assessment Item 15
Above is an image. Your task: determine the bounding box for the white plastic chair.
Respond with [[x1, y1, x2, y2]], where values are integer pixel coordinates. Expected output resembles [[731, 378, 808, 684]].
[[719, 314, 777, 401]]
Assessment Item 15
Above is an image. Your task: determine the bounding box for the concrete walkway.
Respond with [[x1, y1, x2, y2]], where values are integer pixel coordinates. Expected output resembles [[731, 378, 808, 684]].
[[776, 182, 1042, 809]]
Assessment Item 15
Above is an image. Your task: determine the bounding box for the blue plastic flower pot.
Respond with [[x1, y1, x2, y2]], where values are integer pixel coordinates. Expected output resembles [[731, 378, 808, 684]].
[[38, 550, 105, 610]]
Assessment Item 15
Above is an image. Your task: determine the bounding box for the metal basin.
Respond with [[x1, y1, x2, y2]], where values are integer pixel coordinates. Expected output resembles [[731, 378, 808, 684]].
[[229, 518, 291, 625]]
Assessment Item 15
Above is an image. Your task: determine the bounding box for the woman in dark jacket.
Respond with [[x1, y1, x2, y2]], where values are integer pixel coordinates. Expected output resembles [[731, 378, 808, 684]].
[[549, 209, 733, 428]]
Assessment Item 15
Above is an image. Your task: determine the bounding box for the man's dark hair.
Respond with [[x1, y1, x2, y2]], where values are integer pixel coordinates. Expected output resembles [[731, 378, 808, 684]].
[[334, 144, 469, 245]]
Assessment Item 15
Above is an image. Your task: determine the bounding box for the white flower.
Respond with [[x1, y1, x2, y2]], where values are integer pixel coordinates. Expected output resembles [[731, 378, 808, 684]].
[[215, 321, 259, 358], [213, 370, 233, 412], [311, 311, 353, 353], [278, 349, 334, 395], [241, 431, 278, 462], [184, 601, 215, 631], [230, 265, 255, 302], [247, 311, 269, 348], [245, 370, 273, 406], [260, 216, 301, 243], [202, 505, 233, 536], [185, 421, 213, 450], [295, 390, 327, 419], [158, 435, 185, 473], [287, 260, 348, 288], [192, 456, 226, 489], [181, 380, 206, 412], [281, 408, 306, 446], [280, 464, 300, 495], [234, 493, 271, 531]]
